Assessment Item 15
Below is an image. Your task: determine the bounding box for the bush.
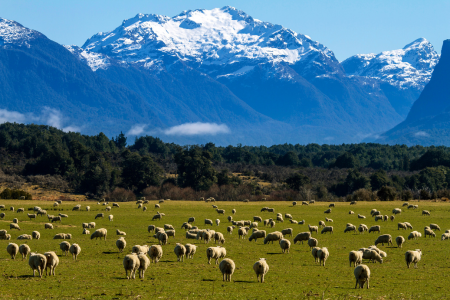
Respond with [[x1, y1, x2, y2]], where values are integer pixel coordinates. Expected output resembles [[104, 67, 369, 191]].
[[0, 188, 32, 200], [377, 186, 397, 201], [350, 188, 372, 202], [106, 188, 136, 202]]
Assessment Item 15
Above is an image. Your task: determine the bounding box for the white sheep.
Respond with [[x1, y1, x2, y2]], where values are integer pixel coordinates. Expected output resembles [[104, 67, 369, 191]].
[[138, 253, 150, 278], [362, 249, 383, 264], [219, 258, 235, 282], [321, 226, 333, 234], [349, 250, 363, 267], [90, 228, 107, 240], [116, 229, 126, 236], [108, 214, 113, 221], [430, 224, 441, 231], [28, 252, 47, 278], [216, 209, 225, 215], [44, 251, 59, 276], [354, 264, 370, 289], [308, 225, 318, 234], [392, 208, 402, 215], [10, 223, 20, 230], [404, 222, 413, 229], [396, 236, 405, 248], [441, 233, 450, 240], [206, 246, 227, 264], [32, 231, 40, 240], [307, 238, 318, 250], [374, 234, 392, 246], [405, 249, 422, 268], [174, 243, 186, 262], [60, 241, 70, 256], [344, 225, 357, 233], [95, 213, 104, 219], [185, 243, 197, 259], [293, 232, 311, 244], [358, 214, 366, 219], [253, 258, 269, 283], [281, 228, 293, 237], [205, 219, 213, 226], [279, 238, 291, 253], [422, 210, 430, 216], [368, 225, 381, 234], [89, 222, 96, 228], [238, 227, 248, 239], [116, 237, 127, 252], [424, 228, 436, 238], [319, 220, 325, 227], [232, 209, 236, 214], [408, 231, 421, 240], [317, 247, 329, 266], [264, 231, 283, 244], [214, 232, 225, 244], [17, 234, 32, 240], [69, 243, 81, 261], [248, 230, 266, 242], [358, 224, 368, 234], [123, 253, 140, 279], [311, 247, 320, 262], [188, 217, 195, 223], [148, 245, 163, 263], [398, 223, 407, 230], [186, 232, 197, 239], [216, 219, 220, 226], [19, 244, 31, 261]]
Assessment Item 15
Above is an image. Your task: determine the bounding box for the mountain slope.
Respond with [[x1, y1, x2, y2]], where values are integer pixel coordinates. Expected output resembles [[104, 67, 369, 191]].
[[375, 39, 450, 146]]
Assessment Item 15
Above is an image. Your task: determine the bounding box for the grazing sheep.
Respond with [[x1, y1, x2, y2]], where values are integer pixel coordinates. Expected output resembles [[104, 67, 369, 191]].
[[248, 230, 266, 242], [253, 216, 263, 222], [69, 243, 81, 261], [290, 220, 298, 224], [374, 234, 393, 246], [27, 213, 37, 220], [108, 214, 113, 221], [424, 228, 436, 238], [105, 206, 111, 211], [147, 225, 156, 233], [207, 246, 227, 265], [201, 230, 212, 243], [430, 224, 441, 231], [59, 241, 70, 256], [375, 215, 383, 222], [317, 247, 329, 266], [264, 231, 283, 244], [358, 214, 366, 219], [325, 217, 333, 222], [349, 250, 363, 267], [51, 216, 62, 223], [215, 219, 220, 226], [58, 213, 68, 218], [402, 202, 409, 207], [72, 205, 81, 211], [214, 232, 225, 244], [398, 223, 407, 230], [95, 213, 104, 219], [185, 243, 197, 259], [7, 243, 19, 259], [408, 231, 421, 240], [319, 220, 325, 228], [354, 264, 370, 289], [261, 207, 268, 212], [137, 253, 150, 279], [329, 203, 335, 207], [227, 226, 235, 235], [151, 213, 162, 221], [29, 252, 47, 278], [148, 245, 163, 263], [90, 228, 107, 240], [269, 220, 276, 228], [396, 236, 405, 248], [285, 213, 293, 219], [276, 216, 284, 223], [368, 225, 381, 234], [30, 231, 40, 240], [116, 229, 126, 236], [349, 211, 354, 215], [308, 225, 318, 234], [163, 224, 174, 230], [392, 208, 402, 215], [279, 239, 291, 253], [86, 206, 90, 211], [123, 253, 140, 279], [116, 237, 127, 252], [267, 208, 275, 213], [187, 217, 195, 224], [219, 258, 235, 282], [174, 243, 187, 262], [205, 219, 213, 226], [311, 247, 320, 262], [227, 216, 233, 222], [307, 238, 318, 250], [53, 233, 70, 240], [19, 244, 31, 261], [362, 249, 383, 264], [405, 249, 422, 268], [232, 209, 236, 214], [358, 224, 368, 234], [82, 229, 90, 235], [390, 215, 395, 221], [383, 215, 388, 221], [155, 204, 160, 209], [10, 223, 20, 230], [17, 234, 32, 240], [293, 232, 311, 244], [302, 201, 308, 205], [17, 208, 24, 213], [350, 201, 357, 205], [281, 228, 293, 237], [216, 209, 225, 215], [157, 232, 168, 245], [44, 251, 59, 276], [324, 208, 331, 214], [321, 226, 333, 234], [89, 222, 96, 229], [238, 227, 248, 239], [345, 225, 357, 233], [422, 210, 430, 216], [132, 245, 150, 255], [441, 233, 450, 240]]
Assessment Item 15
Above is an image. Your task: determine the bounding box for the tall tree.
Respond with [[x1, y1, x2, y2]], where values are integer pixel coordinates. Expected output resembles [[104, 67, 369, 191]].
[[175, 147, 216, 191]]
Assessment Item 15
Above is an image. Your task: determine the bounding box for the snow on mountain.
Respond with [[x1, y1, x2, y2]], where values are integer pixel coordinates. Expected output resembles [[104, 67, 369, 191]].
[[342, 38, 439, 91], [81, 6, 335, 71], [0, 18, 41, 47], [64, 45, 110, 71]]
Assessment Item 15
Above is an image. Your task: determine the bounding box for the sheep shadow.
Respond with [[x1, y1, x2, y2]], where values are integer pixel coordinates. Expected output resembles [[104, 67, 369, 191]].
[[202, 279, 216, 282], [102, 251, 117, 254], [234, 280, 254, 283], [18, 275, 34, 278], [266, 252, 283, 255]]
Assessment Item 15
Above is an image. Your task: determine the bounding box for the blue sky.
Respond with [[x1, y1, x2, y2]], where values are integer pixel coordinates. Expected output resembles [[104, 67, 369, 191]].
[[2, 0, 448, 60]]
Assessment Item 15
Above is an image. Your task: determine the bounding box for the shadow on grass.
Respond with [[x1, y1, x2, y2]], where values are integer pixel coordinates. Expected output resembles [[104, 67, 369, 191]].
[[18, 275, 34, 278], [202, 279, 216, 282], [234, 280, 254, 283], [266, 252, 283, 255], [112, 277, 129, 280], [103, 251, 118, 254]]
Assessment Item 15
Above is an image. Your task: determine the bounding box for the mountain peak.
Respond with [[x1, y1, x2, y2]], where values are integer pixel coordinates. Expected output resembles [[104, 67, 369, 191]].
[[0, 17, 41, 47]]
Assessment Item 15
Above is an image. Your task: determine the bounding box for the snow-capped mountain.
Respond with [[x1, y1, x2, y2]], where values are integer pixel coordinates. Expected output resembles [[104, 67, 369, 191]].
[[0, 18, 42, 47], [342, 38, 439, 91]]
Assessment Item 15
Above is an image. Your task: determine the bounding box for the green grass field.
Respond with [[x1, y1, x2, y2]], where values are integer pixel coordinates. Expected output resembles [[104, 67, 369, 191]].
[[0, 199, 449, 299]]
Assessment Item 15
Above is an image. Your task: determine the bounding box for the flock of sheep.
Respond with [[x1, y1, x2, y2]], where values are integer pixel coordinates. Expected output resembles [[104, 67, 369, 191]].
[[0, 198, 446, 289]]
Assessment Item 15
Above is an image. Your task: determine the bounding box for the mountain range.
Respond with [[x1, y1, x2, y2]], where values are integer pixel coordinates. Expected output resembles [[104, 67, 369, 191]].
[[0, 7, 443, 145]]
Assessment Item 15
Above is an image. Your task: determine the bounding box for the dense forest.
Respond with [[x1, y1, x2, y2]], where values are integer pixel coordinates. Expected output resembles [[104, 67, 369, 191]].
[[1, 122, 450, 202]]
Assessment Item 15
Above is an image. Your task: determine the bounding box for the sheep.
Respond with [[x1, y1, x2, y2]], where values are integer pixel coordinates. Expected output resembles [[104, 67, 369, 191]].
[[231, 209, 236, 214], [17, 234, 32, 240], [27, 213, 37, 220], [398, 223, 407, 230], [227, 216, 233, 223], [132, 245, 150, 255], [216, 219, 220, 226], [89, 222, 96, 228], [227, 226, 235, 234], [422, 210, 430, 216], [17, 208, 24, 213], [212, 205, 218, 209], [214, 232, 225, 244], [276, 216, 284, 223], [354, 264, 370, 289], [358, 224, 368, 234], [138, 204, 143, 209], [441, 233, 450, 240], [137, 253, 150, 279], [362, 249, 383, 264], [155, 204, 160, 209], [375, 215, 383, 222], [7, 243, 19, 259], [324, 209, 331, 214], [403, 202, 409, 207], [116, 237, 127, 252], [253, 216, 263, 222], [281, 228, 293, 237], [29, 252, 47, 278], [108, 215, 113, 221], [188, 217, 195, 224], [293, 232, 311, 244], [105, 206, 112, 211], [90, 228, 107, 240], [311, 246, 320, 262], [285, 213, 293, 219], [269, 220, 276, 228], [263, 231, 283, 244], [0, 233, 11, 240], [249, 230, 266, 242], [325, 217, 333, 222], [95, 213, 104, 219], [86, 206, 90, 211], [308, 225, 318, 234], [59, 241, 70, 256], [349, 211, 354, 215], [371, 210, 379, 216], [329, 203, 335, 207], [430, 224, 441, 231], [349, 250, 363, 267], [408, 231, 421, 240], [302, 201, 308, 205], [112, 203, 119, 208], [390, 215, 395, 221], [163, 224, 174, 230], [368, 225, 381, 234], [51, 216, 62, 223], [317, 247, 329, 266], [374, 234, 393, 246], [123, 253, 140, 279], [290, 220, 298, 224], [238, 227, 248, 239], [219, 258, 235, 282], [253, 258, 269, 283], [368, 245, 386, 258], [82, 223, 90, 229], [307, 237, 318, 250], [148, 245, 163, 263], [321, 226, 333, 234], [44, 251, 59, 276], [54, 233, 72, 240], [279, 239, 291, 253], [392, 208, 402, 215], [58, 213, 68, 218], [207, 246, 227, 264], [69, 243, 81, 261], [10, 223, 20, 230], [261, 207, 268, 212], [345, 225, 357, 233], [396, 236, 405, 248], [383, 215, 388, 221], [115, 229, 126, 236], [185, 244, 197, 259], [72, 205, 81, 211], [19, 244, 31, 260], [158, 232, 168, 245], [205, 219, 213, 226], [0, 229, 8, 236], [350, 201, 357, 205], [358, 214, 366, 219], [216, 209, 225, 215], [267, 208, 275, 213], [200, 230, 212, 243], [32, 231, 40, 240], [174, 243, 186, 262], [405, 249, 422, 268], [424, 228, 436, 238]]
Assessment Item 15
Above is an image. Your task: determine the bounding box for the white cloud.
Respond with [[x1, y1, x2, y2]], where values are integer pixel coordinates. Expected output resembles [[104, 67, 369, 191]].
[[414, 131, 429, 137], [41, 107, 62, 128], [0, 108, 27, 123], [127, 124, 147, 136], [62, 126, 81, 133], [163, 122, 230, 136]]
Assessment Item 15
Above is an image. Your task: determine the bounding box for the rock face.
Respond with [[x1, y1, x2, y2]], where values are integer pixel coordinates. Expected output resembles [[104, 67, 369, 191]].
[[376, 40, 450, 146]]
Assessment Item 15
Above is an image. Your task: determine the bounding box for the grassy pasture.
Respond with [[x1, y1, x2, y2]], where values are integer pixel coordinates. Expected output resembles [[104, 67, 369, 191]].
[[0, 199, 450, 299]]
